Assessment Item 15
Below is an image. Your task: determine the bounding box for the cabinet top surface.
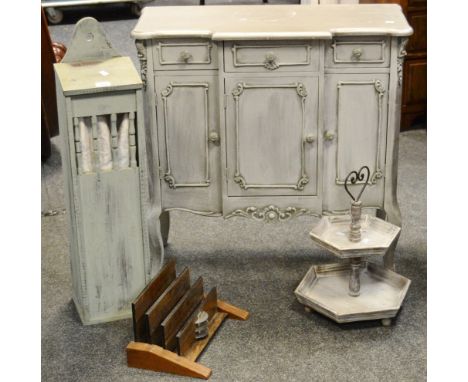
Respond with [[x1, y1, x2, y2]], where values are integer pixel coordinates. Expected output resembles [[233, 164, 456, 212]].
[[54, 56, 142, 96], [131, 4, 412, 41]]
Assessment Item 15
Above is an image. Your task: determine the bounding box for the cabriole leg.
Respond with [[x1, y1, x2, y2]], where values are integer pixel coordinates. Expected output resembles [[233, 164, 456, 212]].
[[160, 211, 170, 247], [145, 208, 165, 280]]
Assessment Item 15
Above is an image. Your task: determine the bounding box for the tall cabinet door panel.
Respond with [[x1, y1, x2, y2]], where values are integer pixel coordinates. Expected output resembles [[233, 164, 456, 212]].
[[323, 73, 388, 212], [225, 76, 319, 197], [155, 73, 221, 212]]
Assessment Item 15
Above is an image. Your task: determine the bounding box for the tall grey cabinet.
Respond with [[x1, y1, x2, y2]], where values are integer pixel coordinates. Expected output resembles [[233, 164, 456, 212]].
[[54, 18, 154, 324]]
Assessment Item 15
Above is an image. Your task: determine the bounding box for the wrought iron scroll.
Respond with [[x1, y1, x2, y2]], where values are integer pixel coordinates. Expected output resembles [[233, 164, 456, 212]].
[[161, 82, 211, 189], [335, 80, 385, 185], [344, 166, 371, 202], [232, 82, 310, 191]]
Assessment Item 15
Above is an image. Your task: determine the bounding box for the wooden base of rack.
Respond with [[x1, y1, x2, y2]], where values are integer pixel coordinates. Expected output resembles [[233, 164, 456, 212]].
[[126, 260, 249, 379]]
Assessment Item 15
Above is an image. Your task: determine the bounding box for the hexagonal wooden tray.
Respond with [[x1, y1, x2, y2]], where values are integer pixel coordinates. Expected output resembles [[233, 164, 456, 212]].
[[295, 262, 410, 324]]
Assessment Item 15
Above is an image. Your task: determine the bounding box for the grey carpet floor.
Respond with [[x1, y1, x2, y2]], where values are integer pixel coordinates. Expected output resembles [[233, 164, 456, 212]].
[[43, 12, 427, 382]]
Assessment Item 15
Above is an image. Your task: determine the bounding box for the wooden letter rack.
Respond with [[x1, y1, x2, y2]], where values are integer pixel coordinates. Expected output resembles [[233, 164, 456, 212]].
[[127, 260, 249, 379]]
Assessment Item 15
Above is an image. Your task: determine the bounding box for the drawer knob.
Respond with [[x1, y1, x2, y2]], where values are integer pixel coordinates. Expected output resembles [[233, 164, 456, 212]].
[[324, 131, 335, 141], [304, 135, 315, 144], [208, 132, 220, 143], [179, 50, 193, 62], [352, 48, 363, 60], [264, 52, 279, 70]]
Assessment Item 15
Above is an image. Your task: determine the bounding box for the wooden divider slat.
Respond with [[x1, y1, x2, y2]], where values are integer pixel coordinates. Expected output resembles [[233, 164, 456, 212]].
[[176, 287, 218, 356], [162, 277, 204, 351], [131, 260, 177, 342], [145, 268, 191, 345]]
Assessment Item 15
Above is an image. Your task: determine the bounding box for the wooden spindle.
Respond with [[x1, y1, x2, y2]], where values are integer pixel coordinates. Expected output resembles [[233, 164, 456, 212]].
[[73, 117, 83, 174], [129, 112, 137, 168], [110, 113, 118, 167], [91, 115, 99, 171]]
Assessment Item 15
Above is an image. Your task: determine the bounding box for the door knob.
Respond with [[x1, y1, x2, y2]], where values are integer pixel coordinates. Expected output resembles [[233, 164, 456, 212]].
[[352, 48, 363, 61], [324, 131, 335, 141], [264, 52, 279, 70], [304, 135, 315, 144], [179, 50, 193, 62], [208, 132, 220, 143]]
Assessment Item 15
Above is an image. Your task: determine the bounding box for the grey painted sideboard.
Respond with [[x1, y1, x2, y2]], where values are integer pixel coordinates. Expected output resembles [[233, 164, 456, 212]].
[[132, 4, 413, 277]]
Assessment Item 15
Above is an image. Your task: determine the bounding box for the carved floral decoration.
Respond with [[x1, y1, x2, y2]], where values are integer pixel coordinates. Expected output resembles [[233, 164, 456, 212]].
[[226, 205, 314, 222]]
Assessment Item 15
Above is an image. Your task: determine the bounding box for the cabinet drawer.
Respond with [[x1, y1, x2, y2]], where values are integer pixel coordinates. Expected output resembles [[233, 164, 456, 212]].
[[153, 40, 218, 70], [326, 37, 390, 68], [224, 41, 319, 73]]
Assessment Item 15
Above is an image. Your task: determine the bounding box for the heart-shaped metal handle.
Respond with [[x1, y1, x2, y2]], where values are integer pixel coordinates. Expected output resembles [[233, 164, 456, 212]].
[[344, 166, 371, 202]]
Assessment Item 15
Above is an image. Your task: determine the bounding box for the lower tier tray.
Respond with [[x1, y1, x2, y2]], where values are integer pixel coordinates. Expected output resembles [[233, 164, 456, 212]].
[[295, 262, 411, 325]]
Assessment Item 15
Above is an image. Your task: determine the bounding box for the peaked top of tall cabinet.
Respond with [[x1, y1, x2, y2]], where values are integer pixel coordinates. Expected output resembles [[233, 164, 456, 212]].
[[55, 17, 142, 96], [131, 4, 413, 41]]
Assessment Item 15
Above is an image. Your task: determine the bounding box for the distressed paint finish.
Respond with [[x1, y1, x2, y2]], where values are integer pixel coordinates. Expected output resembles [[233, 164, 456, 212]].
[[154, 72, 222, 213], [136, 4, 411, 271], [55, 18, 155, 324], [52, 8, 413, 326], [322, 73, 388, 212], [78, 170, 146, 320], [225, 76, 319, 197]]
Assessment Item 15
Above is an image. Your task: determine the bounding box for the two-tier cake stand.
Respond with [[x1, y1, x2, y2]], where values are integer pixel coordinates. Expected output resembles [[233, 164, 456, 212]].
[[295, 166, 411, 326]]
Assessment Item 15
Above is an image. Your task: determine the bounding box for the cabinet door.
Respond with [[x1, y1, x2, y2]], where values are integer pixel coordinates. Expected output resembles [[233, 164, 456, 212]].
[[225, 76, 319, 197], [155, 73, 221, 212], [323, 73, 388, 212]]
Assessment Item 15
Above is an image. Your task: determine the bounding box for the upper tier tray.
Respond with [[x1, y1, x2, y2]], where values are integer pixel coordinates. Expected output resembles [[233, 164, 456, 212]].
[[131, 4, 413, 41], [310, 214, 401, 259]]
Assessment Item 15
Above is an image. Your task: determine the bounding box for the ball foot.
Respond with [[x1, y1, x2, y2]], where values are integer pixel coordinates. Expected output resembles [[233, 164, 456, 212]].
[[381, 318, 392, 327], [304, 306, 312, 313]]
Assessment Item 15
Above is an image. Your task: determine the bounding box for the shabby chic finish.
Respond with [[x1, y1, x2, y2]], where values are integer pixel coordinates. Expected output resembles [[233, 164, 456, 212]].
[[54, 18, 156, 324], [296, 166, 410, 325], [131, 4, 412, 275]]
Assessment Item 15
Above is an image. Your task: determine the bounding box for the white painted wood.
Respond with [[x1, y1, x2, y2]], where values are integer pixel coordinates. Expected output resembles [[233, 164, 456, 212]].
[[54, 18, 155, 324], [52, 8, 412, 326], [325, 36, 391, 68], [294, 262, 411, 323], [322, 73, 388, 212], [132, 4, 413, 40], [78, 169, 146, 321], [133, 4, 410, 270], [224, 41, 320, 73], [152, 39, 218, 70], [154, 72, 222, 212], [224, 75, 319, 197], [54, 57, 142, 96]]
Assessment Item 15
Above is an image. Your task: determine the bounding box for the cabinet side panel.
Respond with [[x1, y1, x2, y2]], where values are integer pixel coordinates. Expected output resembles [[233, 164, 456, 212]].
[[78, 169, 146, 320], [55, 80, 85, 312]]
